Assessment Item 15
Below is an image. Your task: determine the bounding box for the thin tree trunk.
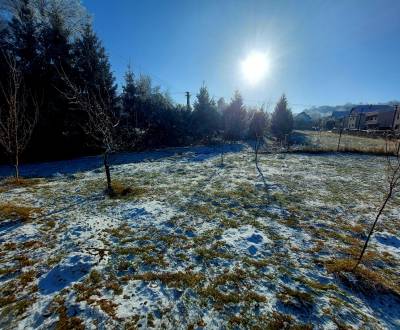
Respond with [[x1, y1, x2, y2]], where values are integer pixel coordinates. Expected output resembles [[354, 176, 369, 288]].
[[337, 128, 343, 152], [104, 151, 112, 193], [255, 137, 259, 164], [353, 188, 393, 270], [14, 152, 19, 181]]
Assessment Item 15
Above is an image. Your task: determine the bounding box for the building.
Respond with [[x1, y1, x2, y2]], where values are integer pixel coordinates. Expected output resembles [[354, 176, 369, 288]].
[[347, 105, 396, 131], [294, 111, 313, 130], [331, 110, 349, 129]]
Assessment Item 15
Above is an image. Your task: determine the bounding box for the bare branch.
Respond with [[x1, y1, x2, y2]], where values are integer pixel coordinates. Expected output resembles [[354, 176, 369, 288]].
[[0, 51, 38, 179]]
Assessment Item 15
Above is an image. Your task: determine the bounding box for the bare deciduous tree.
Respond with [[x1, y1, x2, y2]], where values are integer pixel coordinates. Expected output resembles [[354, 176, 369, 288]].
[[0, 52, 39, 180], [60, 70, 119, 194], [353, 134, 400, 270]]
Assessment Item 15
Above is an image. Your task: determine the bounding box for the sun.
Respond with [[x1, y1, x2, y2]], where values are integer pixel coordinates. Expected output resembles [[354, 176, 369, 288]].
[[241, 51, 270, 85]]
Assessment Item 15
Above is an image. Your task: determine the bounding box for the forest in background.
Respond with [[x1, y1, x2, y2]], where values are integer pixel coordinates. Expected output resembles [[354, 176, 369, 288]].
[[0, 0, 293, 168]]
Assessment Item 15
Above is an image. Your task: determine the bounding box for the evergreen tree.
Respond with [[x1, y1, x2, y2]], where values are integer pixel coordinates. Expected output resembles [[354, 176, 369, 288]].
[[32, 8, 76, 160], [134, 74, 153, 128], [271, 94, 293, 140], [223, 90, 247, 141], [192, 85, 220, 141], [121, 65, 137, 127], [217, 97, 227, 114], [73, 24, 117, 108], [5, 0, 41, 127], [7, 0, 40, 82], [67, 23, 118, 154]]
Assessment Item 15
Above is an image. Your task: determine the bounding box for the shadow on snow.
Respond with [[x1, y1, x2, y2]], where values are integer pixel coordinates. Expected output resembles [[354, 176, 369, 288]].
[[0, 144, 244, 179]]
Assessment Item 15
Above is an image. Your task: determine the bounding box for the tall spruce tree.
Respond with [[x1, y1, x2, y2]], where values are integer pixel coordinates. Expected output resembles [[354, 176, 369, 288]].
[[192, 85, 220, 141], [121, 65, 137, 127], [73, 24, 117, 107], [271, 94, 293, 140], [69, 23, 117, 153], [223, 90, 247, 141], [33, 9, 75, 160], [7, 0, 40, 82], [134, 74, 153, 128]]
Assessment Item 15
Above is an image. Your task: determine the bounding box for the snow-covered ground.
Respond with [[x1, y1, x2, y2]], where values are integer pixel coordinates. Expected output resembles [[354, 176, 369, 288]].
[[0, 145, 399, 329]]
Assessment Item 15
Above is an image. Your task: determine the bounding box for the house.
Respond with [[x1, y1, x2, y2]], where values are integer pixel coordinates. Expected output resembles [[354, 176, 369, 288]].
[[331, 110, 349, 129], [294, 111, 313, 130], [347, 105, 395, 130]]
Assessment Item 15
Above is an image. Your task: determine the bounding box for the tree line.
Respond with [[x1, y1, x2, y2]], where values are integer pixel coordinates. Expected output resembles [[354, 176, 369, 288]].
[[0, 0, 293, 180]]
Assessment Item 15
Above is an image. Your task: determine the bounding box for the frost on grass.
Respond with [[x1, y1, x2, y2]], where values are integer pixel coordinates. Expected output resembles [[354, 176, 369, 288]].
[[0, 147, 399, 329]]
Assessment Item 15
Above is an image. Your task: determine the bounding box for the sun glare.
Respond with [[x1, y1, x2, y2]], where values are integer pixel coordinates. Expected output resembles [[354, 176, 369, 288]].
[[241, 51, 269, 85]]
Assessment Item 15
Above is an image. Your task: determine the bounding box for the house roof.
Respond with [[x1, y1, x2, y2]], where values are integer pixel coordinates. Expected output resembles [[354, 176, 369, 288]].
[[349, 105, 394, 115], [295, 111, 312, 121], [331, 110, 350, 119]]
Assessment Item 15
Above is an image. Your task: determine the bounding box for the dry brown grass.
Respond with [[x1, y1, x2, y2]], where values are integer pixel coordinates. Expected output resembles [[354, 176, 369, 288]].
[[89, 269, 102, 285], [0, 294, 16, 307], [21, 240, 44, 250], [97, 299, 118, 318], [109, 180, 147, 199], [277, 286, 314, 310], [52, 296, 85, 330], [292, 131, 400, 156], [15, 254, 36, 268], [0, 203, 42, 222], [73, 282, 101, 302], [326, 259, 400, 297], [0, 177, 43, 193], [105, 281, 123, 295], [18, 270, 37, 287], [131, 271, 204, 289], [263, 311, 312, 330], [199, 285, 266, 307]]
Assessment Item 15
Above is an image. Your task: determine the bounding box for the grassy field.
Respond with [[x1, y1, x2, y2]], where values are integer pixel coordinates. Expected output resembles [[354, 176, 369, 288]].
[[0, 146, 399, 329], [290, 130, 400, 155]]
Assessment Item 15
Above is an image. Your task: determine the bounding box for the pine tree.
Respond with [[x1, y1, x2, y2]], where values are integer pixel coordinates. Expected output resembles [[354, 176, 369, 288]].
[[72, 24, 117, 108], [217, 97, 227, 114], [223, 90, 247, 141], [7, 0, 40, 80], [192, 85, 220, 141], [121, 65, 137, 127], [68, 23, 118, 154], [134, 74, 153, 128], [271, 94, 293, 140], [34, 9, 76, 159]]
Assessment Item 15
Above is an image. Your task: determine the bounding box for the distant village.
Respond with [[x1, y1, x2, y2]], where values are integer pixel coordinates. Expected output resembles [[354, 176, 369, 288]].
[[295, 104, 400, 133]]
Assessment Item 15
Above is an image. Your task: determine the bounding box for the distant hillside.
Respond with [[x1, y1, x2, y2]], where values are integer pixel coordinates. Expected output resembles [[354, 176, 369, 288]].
[[303, 104, 355, 120], [302, 101, 399, 120]]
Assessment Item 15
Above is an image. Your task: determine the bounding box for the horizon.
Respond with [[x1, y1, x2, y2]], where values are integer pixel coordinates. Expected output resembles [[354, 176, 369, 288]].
[[83, 0, 400, 113]]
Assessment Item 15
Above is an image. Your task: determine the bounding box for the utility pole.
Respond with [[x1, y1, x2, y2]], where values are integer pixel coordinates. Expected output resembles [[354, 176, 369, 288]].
[[185, 91, 191, 111]]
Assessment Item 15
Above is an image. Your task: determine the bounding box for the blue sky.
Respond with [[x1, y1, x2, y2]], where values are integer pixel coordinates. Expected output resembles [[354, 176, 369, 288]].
[[83, 0, 400, 112]]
